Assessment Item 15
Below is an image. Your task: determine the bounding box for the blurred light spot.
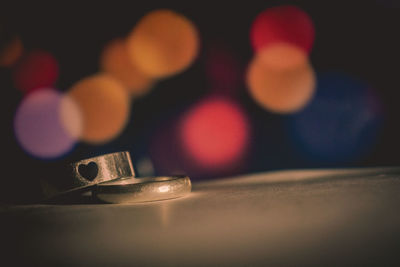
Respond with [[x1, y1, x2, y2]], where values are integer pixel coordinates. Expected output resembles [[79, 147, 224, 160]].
[[14, 89, 81, 159], [0, 36, 23, 67], [256, 42, 309, 70], [246, 44, 316, 114], [288, 73, 383, 163], [60, 95, 83, 139], [67, 74, 130, 144], [180, 97, 250, 170], [100, 38, 153, 97], [250, 5, 315, 54], [135, 157, 155, 177], [205, 43, 242, 94], [127, 9, 199, 78], [149, 121, 187, 176], [13, 50, 59, 94]]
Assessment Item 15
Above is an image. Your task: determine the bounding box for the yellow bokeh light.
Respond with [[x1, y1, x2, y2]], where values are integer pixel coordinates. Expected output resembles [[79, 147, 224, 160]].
[[67, 74, 130, 143], [60, 95, 83, 139], [256, 43, 309, 70], [100, 38, 153, 96], [246, 44, 316, 114], [127, 9, 199, 78], [0, 36, 23, 67]]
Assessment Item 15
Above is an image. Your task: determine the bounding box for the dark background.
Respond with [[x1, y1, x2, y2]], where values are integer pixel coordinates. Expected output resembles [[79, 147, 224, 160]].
[[1, 0, 400, 203]]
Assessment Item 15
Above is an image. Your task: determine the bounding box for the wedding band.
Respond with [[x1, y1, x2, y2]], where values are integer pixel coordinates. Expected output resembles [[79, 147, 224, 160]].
[[93, 175, 191, 203], [41, 151, 135, 199]]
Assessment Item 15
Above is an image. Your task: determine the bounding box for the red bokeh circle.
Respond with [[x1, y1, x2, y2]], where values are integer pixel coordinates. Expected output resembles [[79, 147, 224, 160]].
[[13, 50, 59, 93], [250, 5, 315, 54]]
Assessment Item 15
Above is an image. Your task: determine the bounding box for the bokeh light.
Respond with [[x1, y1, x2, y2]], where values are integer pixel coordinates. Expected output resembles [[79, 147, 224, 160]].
[[288, 73, 383, 163], [100, 38, 153, 96], [135, 157, 156, 177], [13, 50, 59, 94], [255, 42, 310, 70], [67, 74, 130, 144], [0, 36, 23, 67], [205, 43, 242, 94], [150, 121, 186, 176], [180, 97, 250, 170], [250, 5, 315, 54], [60, 94, 83, 139], [246, 43, 316, 114], [127, 9, 199, 78], [14, 89, 81, 159]]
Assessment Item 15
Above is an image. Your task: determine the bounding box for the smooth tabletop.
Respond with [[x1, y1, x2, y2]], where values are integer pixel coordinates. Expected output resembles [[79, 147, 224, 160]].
[[1, 167, 400, 266]]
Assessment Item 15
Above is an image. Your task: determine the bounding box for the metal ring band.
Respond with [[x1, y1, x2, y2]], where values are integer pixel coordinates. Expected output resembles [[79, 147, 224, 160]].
[[41, 151, 135, 199], [93, 175, 192, 203]]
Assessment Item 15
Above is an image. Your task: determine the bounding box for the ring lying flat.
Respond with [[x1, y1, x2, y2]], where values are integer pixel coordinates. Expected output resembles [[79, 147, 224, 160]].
[[41, 151, 135, 199], [93, 175, 192, 203]]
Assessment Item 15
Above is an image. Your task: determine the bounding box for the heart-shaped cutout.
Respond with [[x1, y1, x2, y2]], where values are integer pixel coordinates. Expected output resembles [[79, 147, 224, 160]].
[[78, 162, 98, 181]]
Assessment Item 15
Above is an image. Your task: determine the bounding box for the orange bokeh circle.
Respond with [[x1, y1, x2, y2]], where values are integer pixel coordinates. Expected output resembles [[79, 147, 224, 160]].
[[0, 36, 23, 67], [100, 38, 153, 96], [246, 44, 316, 114], [67, 74, 130, 143], [127, 9, 199, 78]]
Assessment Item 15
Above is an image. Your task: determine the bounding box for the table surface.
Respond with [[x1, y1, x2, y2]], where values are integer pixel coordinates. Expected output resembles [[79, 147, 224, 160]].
[[2, 167, 400, 266]]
